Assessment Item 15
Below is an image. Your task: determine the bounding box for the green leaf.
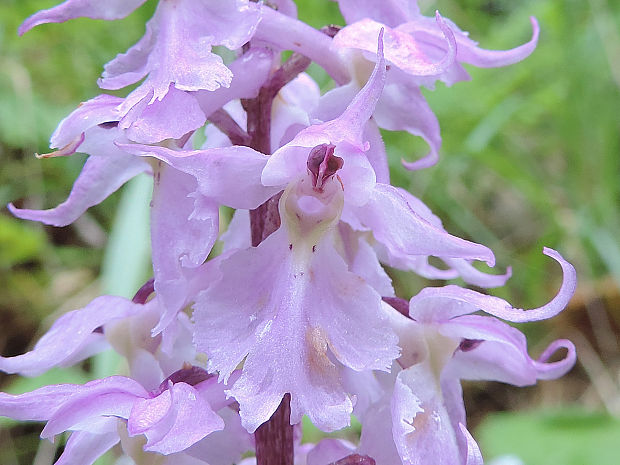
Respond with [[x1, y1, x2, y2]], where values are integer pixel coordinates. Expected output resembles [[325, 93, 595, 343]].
[[477, 408, 620, 465]]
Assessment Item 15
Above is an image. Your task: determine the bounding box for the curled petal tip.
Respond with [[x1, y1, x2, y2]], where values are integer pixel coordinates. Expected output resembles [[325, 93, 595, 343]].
[[534, 338, 577, 380], [542, 246, 577, 299]]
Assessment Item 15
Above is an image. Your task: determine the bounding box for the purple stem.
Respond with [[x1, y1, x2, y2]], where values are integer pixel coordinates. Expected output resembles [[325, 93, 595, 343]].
[[207, 109, 251, 146], [243, 51, 311, 465]]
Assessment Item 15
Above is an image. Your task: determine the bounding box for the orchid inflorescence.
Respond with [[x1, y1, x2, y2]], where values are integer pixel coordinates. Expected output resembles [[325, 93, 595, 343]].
[[2, 1, 576, 464]]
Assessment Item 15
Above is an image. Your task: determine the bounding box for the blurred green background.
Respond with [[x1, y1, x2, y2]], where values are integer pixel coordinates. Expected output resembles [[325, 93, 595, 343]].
[[1, 0, 619, 464]]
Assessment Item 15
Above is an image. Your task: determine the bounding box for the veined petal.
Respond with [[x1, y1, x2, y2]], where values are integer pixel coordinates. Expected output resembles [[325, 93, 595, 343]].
[[442, 258, 512, 289], [354, 184, 495, 265], [119, 144, 278, 210], [392, 365, 461, 465], [336, 0, 420, 27], [9, 153, 149, 227], [19, 0, 147, 35], [444, 315, 576, 385], [459, 424, 484, 465], [42, 377, 148, 437], [0, 296, 144, 376], [374, 81, 441, 171], [0, 384, 83, 422], [195, 47, 274, 119], [403, 16, 540, 69], [100, 0, 260, 100], [408, 248, 576, 323], [184, 407, 254, 465], [123, 86, 206, 144], [195, 224, 397, 432], [50, 94, 123, 150], [150, 165, 218, 335], [128, 382, 224, 455], [334, 14, 456, 78], [55, 431, 120, 465], [306, 438, 356, 465]]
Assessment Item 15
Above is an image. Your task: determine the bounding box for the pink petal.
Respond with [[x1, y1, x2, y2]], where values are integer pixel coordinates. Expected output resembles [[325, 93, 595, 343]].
[[392, 365, 461, 465], [195, 227, 398, 432], [100, 0, 260, 101], [373, 81, 441, 171], [128, 382, 224, 455], [405, 16, 540, 69], [459, 424, 484, 465], [0, 296, 144, 376], [119, 144, 278, 210], [195, 47, 274, 119], [408, 248, 576, 323], [19, 0, 147, 35], [306, 438, 356, 465], [334, 14, 456, 77], [336, 0, 420, 26], [444, 316, 576, 385], [354, 184, 496, 265], [54, 431, 120, 465], [442, 258, 512, 289], [122, 86, 206, 143], [0, 384, 83, 421], [50, 94, 123, 150], [150, 166, 218, 335], [42, 377, 148, 437]]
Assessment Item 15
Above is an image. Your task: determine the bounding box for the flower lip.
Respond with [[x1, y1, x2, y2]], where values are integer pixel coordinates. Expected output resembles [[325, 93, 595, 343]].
[[307, 143, 344, 191]]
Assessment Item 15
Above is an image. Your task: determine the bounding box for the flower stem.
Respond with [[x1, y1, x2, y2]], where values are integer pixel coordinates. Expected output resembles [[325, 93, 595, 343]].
[[242, 50, 311, 465]]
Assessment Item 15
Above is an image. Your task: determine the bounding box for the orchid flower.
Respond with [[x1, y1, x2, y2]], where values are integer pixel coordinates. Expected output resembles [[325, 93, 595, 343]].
[[357, 248, 576, 465]]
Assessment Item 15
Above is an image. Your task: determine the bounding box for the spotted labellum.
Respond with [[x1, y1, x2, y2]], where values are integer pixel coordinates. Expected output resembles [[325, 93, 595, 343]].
[[4, 1, 575, 464]]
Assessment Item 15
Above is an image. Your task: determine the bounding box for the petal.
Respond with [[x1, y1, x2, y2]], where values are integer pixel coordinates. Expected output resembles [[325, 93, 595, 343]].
[[101, 0, 260, 100], [404, 16, 540, 69], [42, 377, 148, 437], [19, 0, 147, 35], [9, 143, 150, 227], [253, 7, 348, 85], [54, 430, 120, 465], [354, 184, 495, 265], [374, 81, 441, 171], [442, 258, 512, 289], [220, 209, 251, 253], [444, 315, 576, 385], [195, 47, 274, 119], [336, 0, 420, 26], [392, 365, 461, 465], [119, 144, 278, 210], [184, 405, 254, 465], [123, 86, 206, 143], [150, 165, 218, 335], [50, 94, 123, 150], [195, 228, 398, 432], [0, 296, 144, 376], [358, 382, 403, 465], [408, 248, 576, 323], [459, 424, 484, 465], [128, 382, 224, 455], [337, 224, 393, 296], [306, 438, 356, 465], [334, 15, 456, 77], [0, 384, 83, 422]]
